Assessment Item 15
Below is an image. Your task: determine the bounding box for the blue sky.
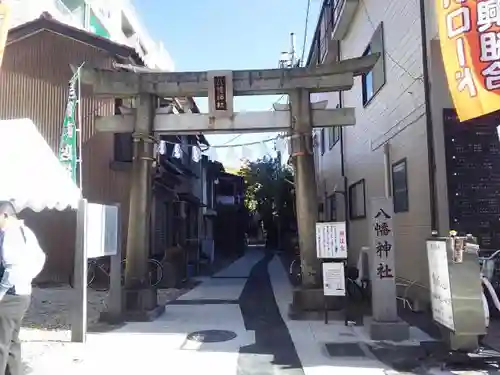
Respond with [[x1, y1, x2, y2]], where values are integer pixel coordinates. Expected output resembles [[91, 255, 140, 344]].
[[134, 0, 322, 167]]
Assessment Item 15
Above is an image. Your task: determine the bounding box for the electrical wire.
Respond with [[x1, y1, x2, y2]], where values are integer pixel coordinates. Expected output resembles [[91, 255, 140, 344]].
[[222, 134, 243, 145], [300, 0, 312, 66], [163, 135, 283, 149]]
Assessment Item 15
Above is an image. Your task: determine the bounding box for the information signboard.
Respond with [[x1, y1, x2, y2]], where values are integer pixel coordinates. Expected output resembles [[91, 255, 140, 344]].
[[322, 262, 345, 296], [316, 222, 347, 259], [426, 239, 455, 331]]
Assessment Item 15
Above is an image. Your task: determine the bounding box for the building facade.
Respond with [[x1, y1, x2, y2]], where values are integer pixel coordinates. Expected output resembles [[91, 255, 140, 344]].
[[4, 0, 173, 70], [0, 14, 207, 284], [308, 0, 489, 306]]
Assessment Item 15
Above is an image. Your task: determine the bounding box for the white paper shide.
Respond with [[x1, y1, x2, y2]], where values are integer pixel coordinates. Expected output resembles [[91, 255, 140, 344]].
[[316, 222, 347, 259], [427, 240, 455, 331], [322, 262, 345, 296]]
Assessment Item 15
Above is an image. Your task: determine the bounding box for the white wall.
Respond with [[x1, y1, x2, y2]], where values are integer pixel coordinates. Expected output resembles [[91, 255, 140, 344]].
[[315, 0, 434, 297]]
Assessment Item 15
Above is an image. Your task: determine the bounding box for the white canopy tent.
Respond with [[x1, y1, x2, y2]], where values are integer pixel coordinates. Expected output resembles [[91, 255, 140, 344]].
[[0, 118, 81, 211]]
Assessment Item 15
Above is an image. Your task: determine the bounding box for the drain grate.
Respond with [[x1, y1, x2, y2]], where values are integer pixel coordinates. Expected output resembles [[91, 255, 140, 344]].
[[325, 342, 366, 357], [186, 330, 237, 343]]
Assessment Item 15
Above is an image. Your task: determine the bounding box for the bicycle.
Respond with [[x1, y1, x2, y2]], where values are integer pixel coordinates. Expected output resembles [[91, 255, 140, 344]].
[[288, 254, 366, 302], [69, 256, 164, 290], [479, 249, 500, 328]]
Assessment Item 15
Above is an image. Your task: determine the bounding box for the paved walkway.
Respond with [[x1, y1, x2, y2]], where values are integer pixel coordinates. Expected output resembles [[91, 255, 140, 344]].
[[22, 250, 499, 374]]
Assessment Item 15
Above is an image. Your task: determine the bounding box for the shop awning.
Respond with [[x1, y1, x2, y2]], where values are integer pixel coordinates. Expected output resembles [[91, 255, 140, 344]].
[[0, 119, 81, 211]]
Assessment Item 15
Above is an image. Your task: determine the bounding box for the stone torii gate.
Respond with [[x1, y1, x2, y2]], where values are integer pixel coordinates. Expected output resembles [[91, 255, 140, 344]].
[[79, 53, 378, 317]]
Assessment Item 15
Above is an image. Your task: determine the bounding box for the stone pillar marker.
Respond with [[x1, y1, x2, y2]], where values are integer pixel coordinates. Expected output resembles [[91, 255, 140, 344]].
[[369, 197, 409, 341]]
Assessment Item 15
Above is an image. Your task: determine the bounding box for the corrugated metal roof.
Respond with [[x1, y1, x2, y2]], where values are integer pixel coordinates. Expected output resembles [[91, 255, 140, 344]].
[[7, 12, 143, 65]]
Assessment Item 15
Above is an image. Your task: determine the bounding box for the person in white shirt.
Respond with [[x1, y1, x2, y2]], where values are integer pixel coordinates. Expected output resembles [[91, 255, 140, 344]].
[[0, 201, 45, 375]]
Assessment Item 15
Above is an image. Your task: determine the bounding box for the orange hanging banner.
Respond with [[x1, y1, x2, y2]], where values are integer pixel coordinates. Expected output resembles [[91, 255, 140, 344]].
[[0, 3, 11, 70], [436, 0, 500, 122]]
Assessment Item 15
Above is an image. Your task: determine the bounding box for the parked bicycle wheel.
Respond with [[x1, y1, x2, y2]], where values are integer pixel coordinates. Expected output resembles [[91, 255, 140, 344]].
[[121, 259, 164, 287], [289, 259, 302, 286], [68, 260, 96, 288]]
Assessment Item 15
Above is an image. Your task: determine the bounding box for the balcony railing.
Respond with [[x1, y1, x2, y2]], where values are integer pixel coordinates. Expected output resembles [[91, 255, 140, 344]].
[[53, 0, 84, 28], [331, 0, 345, 29], [330, 0, 359, 41]]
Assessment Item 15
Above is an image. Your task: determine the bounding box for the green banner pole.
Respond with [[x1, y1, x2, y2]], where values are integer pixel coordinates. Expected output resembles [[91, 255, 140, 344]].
[[59, 64, 83, 185]]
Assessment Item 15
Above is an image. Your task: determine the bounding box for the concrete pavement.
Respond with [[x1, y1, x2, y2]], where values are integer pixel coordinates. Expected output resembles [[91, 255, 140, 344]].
[[22, 249, 499, 374]]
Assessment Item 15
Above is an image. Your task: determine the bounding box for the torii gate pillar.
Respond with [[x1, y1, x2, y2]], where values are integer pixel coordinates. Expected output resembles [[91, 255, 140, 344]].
[[289, 89, 320, 288], [123, 93, 161, 317]]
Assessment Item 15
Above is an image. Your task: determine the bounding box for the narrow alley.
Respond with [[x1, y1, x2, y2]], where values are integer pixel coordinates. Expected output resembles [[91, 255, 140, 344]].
[[22, 249, 474, 375]]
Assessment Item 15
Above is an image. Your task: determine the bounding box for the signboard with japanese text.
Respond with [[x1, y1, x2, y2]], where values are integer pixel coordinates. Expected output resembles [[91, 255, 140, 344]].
[[0, 3, 11, 69], [207, 70, 234, 119], [316, 221, 347, 259], [322, 262, 346, 296], [370, 197, 398, 322], [436, 0, 500, 121], [426, 239, 455, 331]]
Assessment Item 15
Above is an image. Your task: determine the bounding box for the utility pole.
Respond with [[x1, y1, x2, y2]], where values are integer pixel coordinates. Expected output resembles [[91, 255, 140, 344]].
[[80, 53, 379, 317], [278, 32, 297, 69]]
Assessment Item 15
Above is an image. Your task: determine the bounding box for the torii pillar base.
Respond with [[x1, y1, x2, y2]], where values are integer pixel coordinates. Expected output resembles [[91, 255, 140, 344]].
[[122, 288, 165, 322], [99, 288, 164, 324]]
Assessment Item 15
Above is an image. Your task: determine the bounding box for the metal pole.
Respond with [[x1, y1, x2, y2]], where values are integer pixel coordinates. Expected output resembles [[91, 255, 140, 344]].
[[71, 198, 87, 343], [77, 63, 84, 189], [107, 204, 122, 321], [290, 33, 296, 67]]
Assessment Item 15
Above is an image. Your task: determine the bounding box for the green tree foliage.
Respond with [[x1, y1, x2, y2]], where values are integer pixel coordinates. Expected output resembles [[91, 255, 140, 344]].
[[238, 154, 296, 247]]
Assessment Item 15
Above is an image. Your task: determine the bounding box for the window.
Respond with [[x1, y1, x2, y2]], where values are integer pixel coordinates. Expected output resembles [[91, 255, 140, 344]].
[[349, 179, 366, 219], [328, 127, 340, 149], [320, 128, 325, 155], [327, 195, 337, 221], [113, 99, 133, 162], [362, 23, 386, 106], [114, 133, 133, 162], [319, 11, 329, 64], [392, 158, 409, 213], [89, 10, 110, 39]]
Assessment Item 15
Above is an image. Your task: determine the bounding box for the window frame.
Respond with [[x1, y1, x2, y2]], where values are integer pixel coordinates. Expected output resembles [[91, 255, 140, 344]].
[[348, 179, 366, 220], [392, 158, 409, 213], [361, 22, 386, 107], [361, 46, 375, 106], [328, 194, 337, 221], [112, 98, 133, 163], [113, 132, 133, 162], [328, 126, 340, 149]]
